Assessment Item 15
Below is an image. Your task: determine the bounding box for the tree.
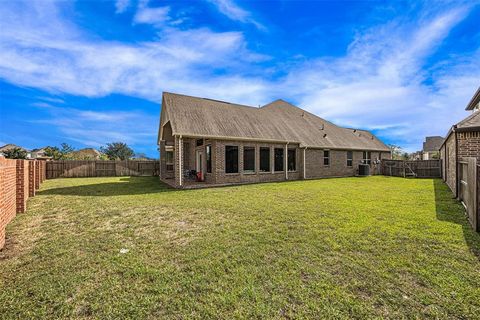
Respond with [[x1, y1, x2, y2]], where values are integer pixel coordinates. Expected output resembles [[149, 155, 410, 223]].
[[44, 146, 62, 160], [60, 143, 75, 157], [100, 142, 134, 160], [44, 143, 75, 160], [3, 147, 27, 159], [387, 144, 403, 160]]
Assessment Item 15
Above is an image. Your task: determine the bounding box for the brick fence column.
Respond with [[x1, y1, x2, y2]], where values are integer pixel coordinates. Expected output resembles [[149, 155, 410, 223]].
[[0, 158, 17, 249], [42, 161, 46, 182], [16, 160, 29, 213], [29, 160, 36, 197], [35, 160, 40, 190]]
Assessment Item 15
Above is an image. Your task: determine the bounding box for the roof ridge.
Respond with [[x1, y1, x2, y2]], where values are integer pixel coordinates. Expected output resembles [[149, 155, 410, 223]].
[[465, 86, 480, 110], [457, 108, 480, 126], [163, 92, 258, 110]]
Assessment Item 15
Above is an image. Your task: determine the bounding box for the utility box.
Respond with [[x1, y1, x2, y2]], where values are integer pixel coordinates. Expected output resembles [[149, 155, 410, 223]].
[[358, 164, 370, 176]]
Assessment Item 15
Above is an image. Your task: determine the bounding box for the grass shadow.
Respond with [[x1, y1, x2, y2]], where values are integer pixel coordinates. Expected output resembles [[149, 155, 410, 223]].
[[37, 176, 176, 196], [433, 179, 480, 261]]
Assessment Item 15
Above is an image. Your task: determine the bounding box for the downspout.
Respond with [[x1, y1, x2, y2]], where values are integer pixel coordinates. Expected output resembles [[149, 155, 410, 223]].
[[285, 142, 289, 180], [179, 135, 183, 187], [454, 127, 458, 198]]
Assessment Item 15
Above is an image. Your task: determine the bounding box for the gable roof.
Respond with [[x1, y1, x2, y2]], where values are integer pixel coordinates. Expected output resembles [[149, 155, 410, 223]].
[[456, 109, 480, 131], [466, 86, 480, 111], [422, 136, 444, 152], [159, 92, 390, 151]]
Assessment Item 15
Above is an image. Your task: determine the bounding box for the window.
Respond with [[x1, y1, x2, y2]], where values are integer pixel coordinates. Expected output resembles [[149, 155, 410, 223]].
[[363, 151, 371, 165], [323, 150, 330, 166], [165, 151, 174, 171], [196, 139, 203, 147], [206, 145, 212, 173], [347, 151, 353, 167], [274, 148, 284, 171], [288, 149, 296, 171], [243, 147, 255, 172], [225, 146, 238, 173], [260, 147, 270, 172]]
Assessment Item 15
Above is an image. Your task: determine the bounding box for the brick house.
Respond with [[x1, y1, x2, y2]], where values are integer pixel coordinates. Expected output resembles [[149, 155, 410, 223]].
[[158, 92, 391, 188], [421, 136, 444, 160], [440, 87, 480, 194]]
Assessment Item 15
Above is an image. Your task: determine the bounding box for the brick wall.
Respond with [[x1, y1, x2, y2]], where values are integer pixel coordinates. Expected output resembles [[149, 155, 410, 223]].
[[0, 158, 46, 249], [440, 130, 480, 195], [164, 137, 391, 188], [0, 158, 17, 249], [35, 160, 40, 190], [28, 160, 36, 197], [457, 131, 480, 161], [443, 134, 457, 194], [16, 160, 29, 213]]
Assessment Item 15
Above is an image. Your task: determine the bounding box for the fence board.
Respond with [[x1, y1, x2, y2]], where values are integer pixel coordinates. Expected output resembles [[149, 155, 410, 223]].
[[46, 160, 159, 179], [458, 159, 478, 232], [381, 160, 441, 178]]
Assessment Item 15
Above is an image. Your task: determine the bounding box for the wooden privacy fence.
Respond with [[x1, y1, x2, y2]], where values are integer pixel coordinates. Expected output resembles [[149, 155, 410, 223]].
[[458, 158, 479, 232], [381, 159, 442, 178], [46, 160, 160, 179]]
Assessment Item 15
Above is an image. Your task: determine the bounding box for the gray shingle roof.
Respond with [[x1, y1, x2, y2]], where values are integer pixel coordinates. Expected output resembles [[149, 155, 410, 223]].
[[456, 110, 480, 131], [465, 87, 480, 111], [159, 92, 390, 151], [422, 136, 444, 152]]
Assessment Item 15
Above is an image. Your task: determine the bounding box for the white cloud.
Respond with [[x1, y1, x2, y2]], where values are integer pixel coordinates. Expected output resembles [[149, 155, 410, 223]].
[[0, 1, 479, 152], [115, 0, 131, 14], [30, 104, 157, 147], [206, 0, 265, 30], [277, 6, 479, 151], [0, 1, 270, 105], [133, 5, 170, 26]]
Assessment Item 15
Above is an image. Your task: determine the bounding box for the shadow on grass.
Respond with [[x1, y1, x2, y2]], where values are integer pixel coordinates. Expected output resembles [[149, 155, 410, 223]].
[[37, 176, 176, 196], [434, 179, 480, 261]]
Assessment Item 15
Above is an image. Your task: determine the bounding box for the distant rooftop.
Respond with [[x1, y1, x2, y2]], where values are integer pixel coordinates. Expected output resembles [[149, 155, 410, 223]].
[[423, 136, 444, 152]]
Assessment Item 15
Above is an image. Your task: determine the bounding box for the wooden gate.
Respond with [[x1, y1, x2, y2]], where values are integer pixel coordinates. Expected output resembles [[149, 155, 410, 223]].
[[458, 158, 478, 231], [381, 160, 441, 178], [137, 161, 156, 176], [95, 161, 116, 176]]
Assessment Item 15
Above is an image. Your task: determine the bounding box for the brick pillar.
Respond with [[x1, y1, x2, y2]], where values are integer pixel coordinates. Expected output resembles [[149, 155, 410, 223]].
[[29, 160, 36, 197], [42, 161, 46, 182], [39, 161, 44, 183], [35, 160, 40, 190], [16, 160, 29, 213]]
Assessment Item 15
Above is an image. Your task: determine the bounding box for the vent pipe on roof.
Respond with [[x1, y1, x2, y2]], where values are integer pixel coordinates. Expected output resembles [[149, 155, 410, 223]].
[[323, 133, 327, 138], [320, 123, 324, 130]]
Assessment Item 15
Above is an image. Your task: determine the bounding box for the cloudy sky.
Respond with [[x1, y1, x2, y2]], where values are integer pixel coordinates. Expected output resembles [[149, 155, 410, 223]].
[[0, 0, 479, 157]]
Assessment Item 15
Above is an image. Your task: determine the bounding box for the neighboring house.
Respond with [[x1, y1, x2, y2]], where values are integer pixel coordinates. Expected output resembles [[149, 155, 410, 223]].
[[0, 144, 30, 158], [30, 147, 51, 159], [157, 92, 391, 188], [409, 151, 422, 161], [68, 148, 102, 160], [421, 136, 444, 160], [440, 87, 480, 194]]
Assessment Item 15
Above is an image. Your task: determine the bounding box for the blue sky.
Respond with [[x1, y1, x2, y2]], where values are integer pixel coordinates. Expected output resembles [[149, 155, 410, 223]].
[[0, 0, 479, 158]]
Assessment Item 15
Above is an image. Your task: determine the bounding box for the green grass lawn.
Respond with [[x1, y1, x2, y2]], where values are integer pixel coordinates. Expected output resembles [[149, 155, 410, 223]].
[[0, 177, 479, 319]]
